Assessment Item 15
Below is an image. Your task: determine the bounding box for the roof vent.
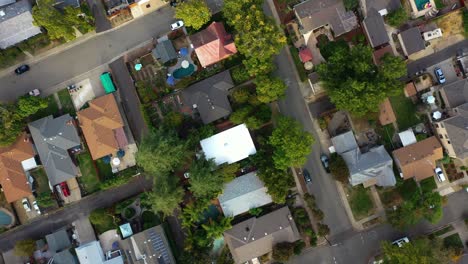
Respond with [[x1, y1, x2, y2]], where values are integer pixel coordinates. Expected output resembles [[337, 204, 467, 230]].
[[279, 226, 283, 229], [264, 232, 268, 236], [251, 237, 255, 241], [193, 104, 198, 109], [245, 227, 250, 232], [243, 237, 247, 241], [288, 214, 293, 221], [0, 10, 5, 17]]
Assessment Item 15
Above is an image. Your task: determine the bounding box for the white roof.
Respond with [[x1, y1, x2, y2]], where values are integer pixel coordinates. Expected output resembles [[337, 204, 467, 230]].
[[200, 124, 257, 165], [76, 241, 105, 264], [398, 129, 417, 147], [21, 157, 37, 171]]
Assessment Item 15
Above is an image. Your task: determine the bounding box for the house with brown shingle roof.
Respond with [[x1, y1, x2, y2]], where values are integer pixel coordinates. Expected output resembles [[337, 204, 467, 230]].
[[77, 94, 128, 160], [392, 136, 443, 181], [378, 98, 396, 126], [189, 22, 237, 68], [0, 133, 37, 203]]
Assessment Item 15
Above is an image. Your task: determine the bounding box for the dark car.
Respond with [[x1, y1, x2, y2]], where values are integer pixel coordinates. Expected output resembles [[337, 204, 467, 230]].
[[320, 154, 330, 173], [434, 67, 446, 84], [15, 64, 30, 75], [303, 169, 312, 183]]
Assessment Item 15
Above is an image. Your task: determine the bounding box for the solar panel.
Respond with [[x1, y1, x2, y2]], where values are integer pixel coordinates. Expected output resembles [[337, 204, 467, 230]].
[[148, 230, 170, 263]]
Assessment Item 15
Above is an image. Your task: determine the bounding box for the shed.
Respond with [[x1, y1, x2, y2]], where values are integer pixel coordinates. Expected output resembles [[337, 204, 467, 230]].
[[152, 40, 177, 63]]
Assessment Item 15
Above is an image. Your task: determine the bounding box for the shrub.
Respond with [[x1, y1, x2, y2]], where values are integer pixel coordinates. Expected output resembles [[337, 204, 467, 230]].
[[123, 207, 136, 219], [317, 223, 330, 236], [303, 227, 314, 237], [231, 66, 250, 85], [309, 231, 318, 246], [312, 208, 324, 221], [329, 153, 350, 184], [293, 240, 306, 255], [248, 207, 263, 216], [304, 193, 316, 209], [386, 8, 408, 28], [231, 86, 251, 104], [272, 242, 295, 262]]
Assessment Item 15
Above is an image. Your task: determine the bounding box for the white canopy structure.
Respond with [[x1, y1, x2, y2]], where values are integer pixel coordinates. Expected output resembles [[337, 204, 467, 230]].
[[432, 111, 442, 120], [200, 124, 257, 165], [427, 95, 435, 104], [398, 128, 417, 147]]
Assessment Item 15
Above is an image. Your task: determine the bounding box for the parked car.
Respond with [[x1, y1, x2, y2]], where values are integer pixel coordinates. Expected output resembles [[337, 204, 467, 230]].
[[171, 20, 184, 31], [392, 237, 410, 247], [59, 182, 70, 197], [320, 154, 330, 173], [14, 64, 30, 75], [28, 89, 40, 96], [303, 169, 312, 183], [434, 67, 446, 84], [434, 167, 446, 182], [32, 200, 41, 214], [22, 198, 31, 212]]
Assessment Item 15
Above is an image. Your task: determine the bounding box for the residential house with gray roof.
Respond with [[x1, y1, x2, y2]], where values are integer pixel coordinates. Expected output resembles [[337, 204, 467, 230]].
[[363, 9, 390, 48], [361, 0, 401, 16], [152, 39, 177, 64], [224, 206, 300, 264], [294, 0, 357, 37], [46, 228, 71, 253], [218, 171, 273, 217], [28, 115, 81, 186], [398, 27, 426, 57], [181, 70, 234, 124], [331, 131, 395, 187], [0, 0, 42, 49]]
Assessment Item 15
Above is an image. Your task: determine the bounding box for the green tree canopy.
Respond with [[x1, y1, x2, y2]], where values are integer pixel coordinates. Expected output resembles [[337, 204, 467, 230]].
[[188, 156, 225, 199], [136, 129, 190, 176], [386, 7, 408, 28], [17, 96, 48, 118], [381, 237, 452, 263], [217, 162, 240, 182], [254, 75, 287, 103], [343, 0, 359, 10], [329, 153, 349, 183], [230, 104, 271, 130], [14, 239, 36, 257], [317, 44, 404, 116], [269, 116, 314, 170], [201, 217, 233, 240], [272, 242, 295, 262], [174, 0, 211, 30], [140, 175, 184, 218]]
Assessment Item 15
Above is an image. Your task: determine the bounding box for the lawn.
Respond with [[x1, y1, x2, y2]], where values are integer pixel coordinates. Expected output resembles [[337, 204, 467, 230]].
[[31, 167, 50, 194], [397, 178, 419, 201], [375, 124, 396, 150], [389, 95, 420, 131], [29, 94, 59, 120], [89, 208, 117, 234], [77, 152, 101, 194], [57, 89, 76, 115], [443, 233, 464, 254], [348, 186, 374, 221], [420, 177, 437, 194], [96, 158, 113, 180]]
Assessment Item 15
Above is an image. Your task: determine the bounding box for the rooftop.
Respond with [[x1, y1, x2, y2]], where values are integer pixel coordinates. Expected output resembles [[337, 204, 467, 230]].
[[440, 79, 468, 109], [152, 40, 177, 63], [378, 98, 396, 126], [440, 103, 468, 159], [0, 0, 41, 49], [363, 10, 390, 48], [45, 228, 71, 253], [398, 27, 426, 56]]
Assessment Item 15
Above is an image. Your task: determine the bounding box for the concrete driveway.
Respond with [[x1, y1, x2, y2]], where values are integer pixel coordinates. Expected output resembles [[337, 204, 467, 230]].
[[427, 58, 458, 85]]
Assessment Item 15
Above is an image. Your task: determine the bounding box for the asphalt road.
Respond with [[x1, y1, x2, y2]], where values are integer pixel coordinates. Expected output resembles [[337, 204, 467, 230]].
[[0, 175, 152, 251], [0, 6, 175, 102]]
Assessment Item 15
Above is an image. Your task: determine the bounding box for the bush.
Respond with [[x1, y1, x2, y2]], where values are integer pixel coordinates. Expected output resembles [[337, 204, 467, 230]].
[[303, 227, 314, 237], [231, 86, 251, 104], [293, 240, 306, 255], [35, 192, 56, 208], [123, 207, 136, 219], [309, 231, 318, 246], [248, 207, 263, 216], [312, 208, 324, 221], [231, 66, 250, 85], [272, 242, 295, 262], [304, 193, 316, 209], [317, 223, 330, 236], [0, 46, 23, 68], [329, 153, 350, 184], [386, 8, 408, 28]]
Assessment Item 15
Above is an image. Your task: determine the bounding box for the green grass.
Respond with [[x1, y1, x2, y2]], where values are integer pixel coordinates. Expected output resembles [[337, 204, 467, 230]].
[[389, 95, 420, 131], [289, 46, 308, 82], [96, 158, 113, 180], [77, 152, 101, 194], [376, 124, 395, 150], [29, 94, 59, 120], [420, 177, 437, 194], [443, 233, 464, 252], [89, 208, 117, 234], [433, 225, 455, 237], [397, 179, 419, 201], [57, 89, 76, 115], [349, 186, 374, 220], [31, 167, 50, 194]]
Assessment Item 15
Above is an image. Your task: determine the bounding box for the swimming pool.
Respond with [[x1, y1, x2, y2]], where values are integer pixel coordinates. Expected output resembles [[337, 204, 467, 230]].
[[414, 0, 431, 11], [0, 209, 13, 226], [173, 64, 195, 79]]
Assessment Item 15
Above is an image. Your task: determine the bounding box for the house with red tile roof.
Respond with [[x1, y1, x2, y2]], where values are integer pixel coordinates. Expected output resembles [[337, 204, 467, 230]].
[[189, 22, 237, 68]]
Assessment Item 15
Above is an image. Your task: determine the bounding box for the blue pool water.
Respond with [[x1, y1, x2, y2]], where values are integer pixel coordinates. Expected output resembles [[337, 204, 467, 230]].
[[0, 209, 13, 226], [414, 0, 431, 11], [173, 64, 195, 79]]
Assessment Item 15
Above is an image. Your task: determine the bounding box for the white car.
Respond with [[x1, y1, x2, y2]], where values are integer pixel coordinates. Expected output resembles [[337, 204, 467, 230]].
[[28, 89, 40, 96], [170, 20, 184, 31], [22, 198, 31, 212], [392, 237, 410, 247], [434, 167, 446, 182], [32, 200, 41, 214]]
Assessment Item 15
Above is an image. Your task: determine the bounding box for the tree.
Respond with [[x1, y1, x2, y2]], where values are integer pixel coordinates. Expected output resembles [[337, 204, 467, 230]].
[[188, 156, 225, 199], [386, 7, 408, 28], [378, 53, 407, 80], [317, 223, 330, 236], [329, 153, 350, 184], [14, 239, 36, 257], [317, 44, 404, 116], [174, 0, 211, 30], [201, 217, 233, 240], [230, 105, 253, 124], [35, 192, 56, 208], [186, 124, 216, 149], [254, 75, 287, 103], [16, 96, 48, 118], [231, 86, 251, 104], [230, 104, 271, 130], [180, 198, 211, 229], [140, 175, 184, 218], [136, 129, 190, 176], [217, 162, 240, 182], [381, 238, 452, 263], [343, 0, 359, 10], [269, 116, 314, 170], [162, 111, 184, 130], [272, 242, 295, 262]]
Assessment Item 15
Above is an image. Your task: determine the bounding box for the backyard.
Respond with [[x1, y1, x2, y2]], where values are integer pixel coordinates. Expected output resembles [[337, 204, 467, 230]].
[[347, 185, 375, 221], [77, 152, 101, 194], [389, 95, 420, 131]]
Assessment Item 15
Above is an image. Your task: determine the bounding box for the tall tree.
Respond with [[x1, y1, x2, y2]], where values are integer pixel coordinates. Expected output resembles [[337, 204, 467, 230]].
[[254, 75, 287, 103], [14, 239, 36, 257], [201, 217, 233, 240], [329, 153, 350, 184], [16, 96, 48, 118], [381, 238, 452, 263], [230, 104, 271, 130], [217, 163, 240, 182], [140, 175, 184, 218], [272, 242, 295, 262], [269, 116, 314, 170], [188, 156, 225, 199], [174, 0, 211, 30], [136, 129, 190, 176]]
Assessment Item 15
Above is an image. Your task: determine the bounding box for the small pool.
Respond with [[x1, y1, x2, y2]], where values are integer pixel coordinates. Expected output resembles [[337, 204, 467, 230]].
[[0, 209, 13, 226], [173, 64, 195, 79], [414, 0, 431, 11]]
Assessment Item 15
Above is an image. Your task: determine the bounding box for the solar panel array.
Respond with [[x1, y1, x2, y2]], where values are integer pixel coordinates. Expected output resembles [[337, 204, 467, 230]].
[[148, 230, 170, 264]]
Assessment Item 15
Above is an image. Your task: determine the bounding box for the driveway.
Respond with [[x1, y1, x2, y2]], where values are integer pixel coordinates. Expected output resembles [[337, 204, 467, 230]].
[[426, 58, 459, 85]]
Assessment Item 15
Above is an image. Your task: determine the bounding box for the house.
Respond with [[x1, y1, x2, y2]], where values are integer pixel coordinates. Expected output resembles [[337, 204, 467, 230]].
[[151, 39, 177, 64], [189, 22, 237, 68], [362, 0, 401, 16], [129, 0, 161, 18], [52, 250, 78, 264], [224, 206, 300, 264], [0, 0, 16, 7], [200, 124, 257, 165], [378, 98, 396, 126], [46, 228, 72, 254], [363, 9, 390, 48], [120, 225, 176, 264], [0, 0, 42, 49], [331, 131, 395, 187], [439, 79, 468, 110], [77, 94, 128, 160], [294, 0, 357, 37], [392, 136, 443, 181], [28, 115, 81, 186], [181, 70, 234, 124], [75, 241, 123, 264], [0, 133, 37, 203], [398, 27, 426, 57], [218, 171, 273, 217]]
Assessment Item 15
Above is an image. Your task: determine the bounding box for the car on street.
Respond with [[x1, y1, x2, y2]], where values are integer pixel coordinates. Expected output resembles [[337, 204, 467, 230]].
[[320, 154, 330, 173], [434, 67, 446, 84], [32, 200, 41, 214], [28, 89, 40, 96], [434, 167, 446, 182], [171, 20, 184, 31], [14, 64, 30, 75], [22, 198, 31, 212], [392, 237, 410, 247], [303, 169, 312, 183]]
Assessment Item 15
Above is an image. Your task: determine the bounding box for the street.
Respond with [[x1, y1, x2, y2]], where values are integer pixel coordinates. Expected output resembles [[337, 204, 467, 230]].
[[0, 6, 175, 102]]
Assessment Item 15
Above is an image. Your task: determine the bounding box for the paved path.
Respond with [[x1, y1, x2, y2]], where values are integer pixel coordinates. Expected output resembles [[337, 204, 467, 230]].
[[0, 7, 174, 102], [0, 175, 152, 251]]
